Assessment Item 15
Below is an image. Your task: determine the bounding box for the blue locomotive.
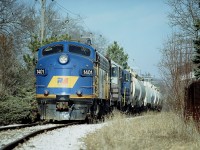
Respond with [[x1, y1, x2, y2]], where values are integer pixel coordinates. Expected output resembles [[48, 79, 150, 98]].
[[35, 41, 110, 121], [35, 40, 162, 121]]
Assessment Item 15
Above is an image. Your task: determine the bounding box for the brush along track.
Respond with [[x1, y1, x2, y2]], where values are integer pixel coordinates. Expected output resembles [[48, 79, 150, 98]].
[[0, 122, 80, 150]]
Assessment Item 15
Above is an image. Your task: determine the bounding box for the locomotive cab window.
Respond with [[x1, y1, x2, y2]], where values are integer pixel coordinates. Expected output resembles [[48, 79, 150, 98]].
[[42, 45, 63, 56], [124, 74, 130, 82], [111, 67, 118, 77], [69, 45, 90, 56]]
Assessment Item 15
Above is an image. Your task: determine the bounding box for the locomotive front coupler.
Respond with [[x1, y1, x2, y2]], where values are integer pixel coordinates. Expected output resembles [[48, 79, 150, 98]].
[[56, 95, 70, 101]]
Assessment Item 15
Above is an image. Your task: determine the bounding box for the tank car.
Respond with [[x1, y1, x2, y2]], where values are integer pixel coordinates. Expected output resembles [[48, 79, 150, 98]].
[[150, 85, 157, 110], [35, 41, 110, 121], [137, 79, 146, 109], [158, 93, 163, 111], [154, 89, 162, 111], [143, 81, 153, 110], [126, 71, 145, 113]]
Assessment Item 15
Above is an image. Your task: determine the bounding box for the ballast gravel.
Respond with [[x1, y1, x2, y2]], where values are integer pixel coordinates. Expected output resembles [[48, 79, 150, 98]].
[[0, 124, 60, 148], [14, 123, 106, 150]]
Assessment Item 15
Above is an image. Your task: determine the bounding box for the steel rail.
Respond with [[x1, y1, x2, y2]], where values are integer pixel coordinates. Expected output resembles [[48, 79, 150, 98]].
[[1, 122, 79, 150], [0, 123, 48, 131]]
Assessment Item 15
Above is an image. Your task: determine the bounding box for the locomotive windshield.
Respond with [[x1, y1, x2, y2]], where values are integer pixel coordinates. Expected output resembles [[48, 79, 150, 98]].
[[42, 45, 63, 56], [69, 45, 90, 56]]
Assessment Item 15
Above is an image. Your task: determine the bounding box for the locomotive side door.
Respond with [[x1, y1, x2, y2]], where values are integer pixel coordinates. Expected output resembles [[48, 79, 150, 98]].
[[94, 53, 110, 100]]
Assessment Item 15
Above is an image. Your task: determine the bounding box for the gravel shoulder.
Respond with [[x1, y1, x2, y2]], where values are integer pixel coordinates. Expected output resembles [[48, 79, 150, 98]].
[[14, 123, 106, 150]]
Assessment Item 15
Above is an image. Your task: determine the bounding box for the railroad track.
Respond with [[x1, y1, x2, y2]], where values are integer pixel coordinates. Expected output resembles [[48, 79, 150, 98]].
[[0, 122, 80, 150], [0, 122, 48, 131]]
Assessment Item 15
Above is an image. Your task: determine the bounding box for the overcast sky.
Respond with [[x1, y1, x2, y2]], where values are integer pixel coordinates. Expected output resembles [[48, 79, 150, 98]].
[[30, 0, 172, 78]]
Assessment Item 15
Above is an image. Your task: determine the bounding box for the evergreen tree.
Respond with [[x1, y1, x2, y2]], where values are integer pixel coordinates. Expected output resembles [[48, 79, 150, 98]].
[[106, 41, 129, 69], [24, 34, 71, 69], [193, 20, 200, 79]]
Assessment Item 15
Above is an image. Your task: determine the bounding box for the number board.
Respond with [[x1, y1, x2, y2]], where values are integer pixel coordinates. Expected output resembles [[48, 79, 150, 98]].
[[81, 69, 94, 76], [35, 69, 46, 75]]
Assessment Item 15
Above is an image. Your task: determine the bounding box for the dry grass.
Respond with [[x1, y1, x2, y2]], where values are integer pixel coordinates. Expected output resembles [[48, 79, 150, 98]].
[[82, 111, 200, 150]]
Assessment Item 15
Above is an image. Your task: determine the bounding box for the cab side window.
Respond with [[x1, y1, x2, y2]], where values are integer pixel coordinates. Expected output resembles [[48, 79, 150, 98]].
[[111, 67, 118, 77], [125, 74, 130, 82]]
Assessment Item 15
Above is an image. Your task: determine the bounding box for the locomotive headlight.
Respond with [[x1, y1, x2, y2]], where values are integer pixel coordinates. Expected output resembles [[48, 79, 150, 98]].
[[76, 90, 82, 96], [44, 90, 49, 96], [59, 54, 69, 64]]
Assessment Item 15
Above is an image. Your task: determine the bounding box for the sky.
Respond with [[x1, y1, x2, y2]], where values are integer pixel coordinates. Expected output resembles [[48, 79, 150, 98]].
[[29, 0, 172, 78]]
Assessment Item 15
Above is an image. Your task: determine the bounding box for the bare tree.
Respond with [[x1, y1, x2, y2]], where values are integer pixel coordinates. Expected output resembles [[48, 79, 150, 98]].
[[158, 33, 194, 112], [91, 34, 109, 55], [163, 0, 200, 112], [167, 0, 200, 38], [0, 34, 21, 99], [0, 0, 36, 98], [0, 0, 28, 35]]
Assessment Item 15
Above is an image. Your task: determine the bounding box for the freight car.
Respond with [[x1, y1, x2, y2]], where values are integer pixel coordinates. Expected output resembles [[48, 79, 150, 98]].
[[35, 40, 162, 121]]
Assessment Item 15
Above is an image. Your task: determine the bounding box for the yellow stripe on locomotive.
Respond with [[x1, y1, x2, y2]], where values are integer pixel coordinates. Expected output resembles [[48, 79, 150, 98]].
[[36, 94, 96, 99], [47, 76, 79, 88]]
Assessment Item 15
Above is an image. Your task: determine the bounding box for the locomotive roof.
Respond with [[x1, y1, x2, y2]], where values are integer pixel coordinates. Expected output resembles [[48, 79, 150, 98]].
[[37, 40, 97, 59], [39, 40, 94, 49]]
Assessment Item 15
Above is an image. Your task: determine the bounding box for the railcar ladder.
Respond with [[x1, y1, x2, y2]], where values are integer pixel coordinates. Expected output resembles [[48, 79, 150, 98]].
[[93, 62, 99, 97], [123, 87, 126, 106], [106, 73, 109, 99]]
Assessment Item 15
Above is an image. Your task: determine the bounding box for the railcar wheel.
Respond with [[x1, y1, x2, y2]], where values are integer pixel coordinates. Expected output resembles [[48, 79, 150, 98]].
[[85, 115, 92, 124]]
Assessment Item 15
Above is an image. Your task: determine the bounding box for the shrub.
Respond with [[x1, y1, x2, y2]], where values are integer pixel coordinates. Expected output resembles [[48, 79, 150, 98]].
[[0, 96, 38, 125]]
